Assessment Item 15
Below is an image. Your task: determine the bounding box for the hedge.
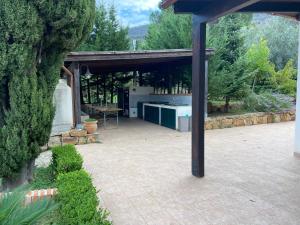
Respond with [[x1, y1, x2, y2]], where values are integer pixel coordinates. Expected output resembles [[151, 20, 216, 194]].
[[56, 170, 111, 225], [52, 145, 83, 174]]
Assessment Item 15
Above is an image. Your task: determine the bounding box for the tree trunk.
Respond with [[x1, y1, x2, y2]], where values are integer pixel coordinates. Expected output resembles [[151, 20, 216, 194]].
[[1, 159, 35, 191], [87, 79, 91, 104], [110, 75, 114, 103], [168, 74, 172, 94], [224, 97, 230, 113], [252, 76, 257, 92], [110, 90, 114, 103], [96, 76, 100, 103], [139, 72, 143, 86], [103, 74, 107, 104]]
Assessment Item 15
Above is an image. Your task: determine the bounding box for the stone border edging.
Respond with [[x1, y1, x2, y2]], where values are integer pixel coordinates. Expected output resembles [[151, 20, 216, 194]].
[[205, 110, 295, 130]]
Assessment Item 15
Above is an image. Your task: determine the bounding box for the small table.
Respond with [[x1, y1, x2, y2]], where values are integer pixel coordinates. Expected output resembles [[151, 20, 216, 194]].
[[86, 105, 122, 128]]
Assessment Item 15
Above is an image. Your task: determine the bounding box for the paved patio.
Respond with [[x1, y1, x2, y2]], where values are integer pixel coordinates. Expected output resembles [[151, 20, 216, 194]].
[[77, 119, 300, 225]]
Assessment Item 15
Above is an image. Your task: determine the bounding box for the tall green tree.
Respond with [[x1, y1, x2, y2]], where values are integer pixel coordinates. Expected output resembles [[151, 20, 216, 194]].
[[79, 4, 130, 104], [208, 14, 252, 112], [144, 8, 192, 49], [144, 8, 193, 93], [79, 4, 129, 51], [0, 0, 95, 180]]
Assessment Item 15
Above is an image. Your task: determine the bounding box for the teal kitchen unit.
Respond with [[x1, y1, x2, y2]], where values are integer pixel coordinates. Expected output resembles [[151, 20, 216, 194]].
[[143, 103, 191, 130], [144, 105, 160, 124]]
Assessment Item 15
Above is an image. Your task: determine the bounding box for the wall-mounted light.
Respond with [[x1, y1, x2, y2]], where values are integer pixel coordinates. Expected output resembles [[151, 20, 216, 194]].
[[85, 66, 93, 79]]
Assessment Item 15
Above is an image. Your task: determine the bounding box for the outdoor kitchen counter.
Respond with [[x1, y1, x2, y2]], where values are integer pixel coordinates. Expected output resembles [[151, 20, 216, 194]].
[[143, 103, 192, 130]]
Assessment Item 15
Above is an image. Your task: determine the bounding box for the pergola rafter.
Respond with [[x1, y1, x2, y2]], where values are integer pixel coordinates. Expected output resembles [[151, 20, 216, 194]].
[[162, 0, 300, 177]]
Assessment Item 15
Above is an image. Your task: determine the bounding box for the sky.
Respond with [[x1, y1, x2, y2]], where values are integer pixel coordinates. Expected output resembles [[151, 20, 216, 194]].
[[99, 0, 161, 27]]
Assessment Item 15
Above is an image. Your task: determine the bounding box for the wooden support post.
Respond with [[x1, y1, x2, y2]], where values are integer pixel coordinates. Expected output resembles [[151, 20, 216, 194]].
[[87, 79, 91, 104], [74, 62, 82, 126], [96, 76, 100, 103], [192, 16, 206, 177]]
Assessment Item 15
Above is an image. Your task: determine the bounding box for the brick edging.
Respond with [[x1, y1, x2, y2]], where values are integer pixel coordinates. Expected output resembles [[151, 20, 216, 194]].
[[25, 188, 57, 204]]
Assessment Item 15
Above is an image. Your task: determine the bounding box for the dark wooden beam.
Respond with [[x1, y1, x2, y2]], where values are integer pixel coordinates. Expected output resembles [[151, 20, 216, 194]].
[[240, 2, 300, 13], [73, 62, 82, 126], [174, 0, 260, 22], [192, 16, 206, 177]]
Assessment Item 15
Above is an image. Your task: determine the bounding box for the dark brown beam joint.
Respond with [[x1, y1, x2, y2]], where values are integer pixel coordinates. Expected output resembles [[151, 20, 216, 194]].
[[240, 2, 300, 12], [192, 15, 206, 178], [174, 0, 261, 23]]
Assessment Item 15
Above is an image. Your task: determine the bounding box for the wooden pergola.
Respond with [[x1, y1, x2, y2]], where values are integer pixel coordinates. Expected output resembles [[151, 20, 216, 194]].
[[64, 49, 213, 126], [161, 0, 300, 177]]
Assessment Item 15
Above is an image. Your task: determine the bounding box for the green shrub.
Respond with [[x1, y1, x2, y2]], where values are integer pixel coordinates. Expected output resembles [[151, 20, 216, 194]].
[[56, 170, 111, 225], [85, 118, 97, 122], [243, 92, 292, 112], [52, 145, 83, 175]]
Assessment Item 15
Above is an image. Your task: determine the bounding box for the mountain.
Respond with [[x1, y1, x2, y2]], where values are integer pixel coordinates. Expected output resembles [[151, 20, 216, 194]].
[[128, 24, 149, 40]]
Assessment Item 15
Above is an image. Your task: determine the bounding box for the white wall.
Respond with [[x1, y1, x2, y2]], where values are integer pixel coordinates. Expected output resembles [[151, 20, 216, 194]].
[[295, 23, 300, 156], [52, 79, 73, 135], [129, 94, 192, 108]]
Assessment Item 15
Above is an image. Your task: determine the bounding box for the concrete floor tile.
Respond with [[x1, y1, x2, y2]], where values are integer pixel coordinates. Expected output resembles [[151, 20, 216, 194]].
[[77, 120, 300, 225]]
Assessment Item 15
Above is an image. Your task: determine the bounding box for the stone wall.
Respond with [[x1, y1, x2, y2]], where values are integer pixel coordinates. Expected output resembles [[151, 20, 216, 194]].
[[205, 110, 295, 130], [46, 129, 100, 149]]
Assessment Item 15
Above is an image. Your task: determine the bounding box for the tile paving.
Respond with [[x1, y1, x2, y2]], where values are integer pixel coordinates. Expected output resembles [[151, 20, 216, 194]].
[[77, 119, 300, 225]]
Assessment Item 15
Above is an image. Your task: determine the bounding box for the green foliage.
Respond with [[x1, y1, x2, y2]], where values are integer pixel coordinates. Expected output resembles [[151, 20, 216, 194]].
[[52, 145, 83, 175], [0, 0, 95, 178], [244, 16, 298, 70], [245, 39, 275, 92], [143, 8, 193, 93], [208, 14, 252, 111], [270, 60, 297, 97], [79, 4, 129, 51], [243, 92, 292, 112], [56, 170, 111, 225], [0, 186, 57, 225], [30, 166, 56, 190], [85, 118, 97, 122], [79, 3, 130, 104], [144, 8, 192, 49], [245, 39, 297, 96]]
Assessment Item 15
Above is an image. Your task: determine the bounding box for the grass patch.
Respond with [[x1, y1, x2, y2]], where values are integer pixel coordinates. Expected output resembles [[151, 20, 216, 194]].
[[30, 165, 56, 190]]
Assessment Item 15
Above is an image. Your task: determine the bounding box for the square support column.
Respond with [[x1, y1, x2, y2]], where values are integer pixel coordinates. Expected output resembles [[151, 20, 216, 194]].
[[73, 62, 82, 126], [192, 16, 206, 177], [295, 22, 300, 157]]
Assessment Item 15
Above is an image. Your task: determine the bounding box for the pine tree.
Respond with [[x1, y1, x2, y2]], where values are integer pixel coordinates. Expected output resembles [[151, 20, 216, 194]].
[[79, 4, 130, 104], [143, 8, 192, 93], [208, 14, 252, 112], [0, 0, 95, 179]]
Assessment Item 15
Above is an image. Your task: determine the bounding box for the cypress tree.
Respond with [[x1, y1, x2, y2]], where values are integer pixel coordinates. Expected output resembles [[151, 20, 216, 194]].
[[0, 0, 95, 180]]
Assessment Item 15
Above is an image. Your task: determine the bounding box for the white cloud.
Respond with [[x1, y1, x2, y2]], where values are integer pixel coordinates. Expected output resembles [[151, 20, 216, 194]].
[[102, 0, 160, 12], [99, 0, 161, 27]]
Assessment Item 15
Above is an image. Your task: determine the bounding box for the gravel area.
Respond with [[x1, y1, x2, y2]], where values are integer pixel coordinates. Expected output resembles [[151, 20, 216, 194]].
[[35, 150, 52, 168]]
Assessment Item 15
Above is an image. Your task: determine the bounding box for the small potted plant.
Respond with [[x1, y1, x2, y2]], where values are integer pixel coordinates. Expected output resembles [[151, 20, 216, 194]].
[[84, 118, 98, 134]]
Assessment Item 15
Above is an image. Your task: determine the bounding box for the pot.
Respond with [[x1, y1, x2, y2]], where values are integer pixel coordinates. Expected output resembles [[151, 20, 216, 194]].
[[84, 120, 98, 134]]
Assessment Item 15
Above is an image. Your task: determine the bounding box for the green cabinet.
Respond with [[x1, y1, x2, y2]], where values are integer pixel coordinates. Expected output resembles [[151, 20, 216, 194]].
[[144, 106, 159, 124], [161, 108, 176, 130], [137, 102, 144, 119]]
